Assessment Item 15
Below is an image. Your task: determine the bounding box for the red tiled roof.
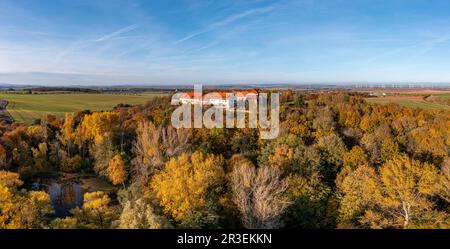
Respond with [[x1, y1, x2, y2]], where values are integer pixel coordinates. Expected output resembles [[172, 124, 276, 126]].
[[234, 89, 258, 97], [180, 89, 258, 100]]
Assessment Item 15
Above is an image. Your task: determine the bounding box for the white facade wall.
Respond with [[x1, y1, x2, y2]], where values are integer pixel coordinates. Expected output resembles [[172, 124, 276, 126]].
[[179, 92, 257, 109]]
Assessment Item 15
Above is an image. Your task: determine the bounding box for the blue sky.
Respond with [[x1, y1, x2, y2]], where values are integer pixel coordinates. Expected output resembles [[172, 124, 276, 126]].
[[1, 0, 450, 85]]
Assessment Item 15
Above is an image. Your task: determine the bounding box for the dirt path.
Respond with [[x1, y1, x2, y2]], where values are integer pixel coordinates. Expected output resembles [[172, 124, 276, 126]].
[[0, 100, 14, 122]]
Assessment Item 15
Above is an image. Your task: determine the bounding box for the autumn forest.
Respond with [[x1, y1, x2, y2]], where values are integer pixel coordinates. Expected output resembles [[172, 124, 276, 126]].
[[0, 91, 449, 229]]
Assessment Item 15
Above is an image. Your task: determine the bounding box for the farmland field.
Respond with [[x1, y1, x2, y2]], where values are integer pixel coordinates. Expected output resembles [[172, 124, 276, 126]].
[[365, 96, 450, 110], [363, 90, 450, 110], [427, 92, 450, 106], [0, 92, 168, 124]]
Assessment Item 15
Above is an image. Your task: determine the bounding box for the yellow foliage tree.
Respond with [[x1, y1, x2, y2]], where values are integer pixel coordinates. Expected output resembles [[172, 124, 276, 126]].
[[0, 171, 22, 187], [80, 111, 119, 143], [60, 113, 77, 157], [0, 171, 53, 228], [268, 144, 294, 170], [409, 125, 448, 160], [108, 154, 127, 186], [343, 146, 368, 170], [337, 165, 381, 224], [339, 155, 444, 228], [150, 151, 225, 226], [70, 191, 117, 229]]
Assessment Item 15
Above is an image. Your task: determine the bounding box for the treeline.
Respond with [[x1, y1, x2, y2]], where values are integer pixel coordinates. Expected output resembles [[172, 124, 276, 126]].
[[0, 93, 449, 229], [1, 87, 99, 94]]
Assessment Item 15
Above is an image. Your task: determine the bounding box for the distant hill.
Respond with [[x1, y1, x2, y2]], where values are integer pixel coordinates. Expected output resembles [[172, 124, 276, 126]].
[[0, 83, 37, 89]]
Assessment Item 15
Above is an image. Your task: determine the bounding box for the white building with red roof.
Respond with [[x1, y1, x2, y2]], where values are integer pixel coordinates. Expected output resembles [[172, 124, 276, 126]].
[[179, 89, 258, 109]]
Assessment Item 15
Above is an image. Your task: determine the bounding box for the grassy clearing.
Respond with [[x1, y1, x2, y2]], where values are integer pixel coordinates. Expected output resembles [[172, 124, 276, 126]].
[[0, 92, 168, 124]]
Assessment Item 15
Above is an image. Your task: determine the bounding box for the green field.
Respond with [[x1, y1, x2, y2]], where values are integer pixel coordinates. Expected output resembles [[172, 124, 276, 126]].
[[432, 93, 450, 106], [0, 92, 167, 124], [365, 97, 450, 110]]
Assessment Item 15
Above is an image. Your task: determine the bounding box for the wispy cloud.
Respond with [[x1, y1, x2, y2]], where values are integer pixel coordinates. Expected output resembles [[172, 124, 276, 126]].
[[55, 24, 139, 61], [4, 0, 450, 85], [174, 5, 275, 45], [93, 24, 139, 42], [363, 34, 450, 65], [414, 35, 450, 57]]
